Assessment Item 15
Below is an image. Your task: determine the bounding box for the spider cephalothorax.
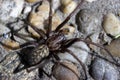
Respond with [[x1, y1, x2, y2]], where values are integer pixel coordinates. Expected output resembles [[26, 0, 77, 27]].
[[46, 31, 66, 51], [0, 0, 120, 80]]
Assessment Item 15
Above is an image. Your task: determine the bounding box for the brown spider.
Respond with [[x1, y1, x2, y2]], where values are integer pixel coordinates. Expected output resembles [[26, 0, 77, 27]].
[[0, 0, 119, 80]]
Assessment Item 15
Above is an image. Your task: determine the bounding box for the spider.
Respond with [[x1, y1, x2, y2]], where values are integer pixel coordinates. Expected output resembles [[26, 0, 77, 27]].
[[0, 0, 119, 80]]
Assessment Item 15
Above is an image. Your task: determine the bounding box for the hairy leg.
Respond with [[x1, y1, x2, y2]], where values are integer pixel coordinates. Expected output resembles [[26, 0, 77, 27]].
[[55, 0, 84, 32], [51, 54, 80, 79], [23, 20, 47, 39], [63, 38, 120, 66], [47, 0, 52, 36], [63, 49, 88, 80]]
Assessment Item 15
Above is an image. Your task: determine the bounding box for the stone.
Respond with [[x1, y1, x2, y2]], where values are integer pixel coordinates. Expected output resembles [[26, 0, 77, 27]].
[[23, 6, 32, 14], [77, 9, 101, 37], [0, 24, 10, 35], [61, 0, 72, 6], [60, 0, 77, 15], [58, 41, 90, 64], [103, 13, 120, 36], [90, 58, 119, 80], [3, 39, 20, 51], [25, 0, 39, 3], [85, 0, 97, 2], [104, 38, 120, 57], [28, 0, 50, 37], [53, 60, 80, 80], [62, 1, 77, 15], [0, 0, 24, 22]]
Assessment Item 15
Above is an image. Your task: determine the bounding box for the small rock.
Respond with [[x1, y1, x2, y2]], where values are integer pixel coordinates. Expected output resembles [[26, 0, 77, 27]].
[[3, 39, 20, 51], [90, 58, 119, 80], [61, 0, 72, 6], [51, 13, 62, 30], [61, 0, 77, 15], [53, 60, 80, 80], [77, 9, 101, 37], [104, 38, 120, 57], [0, 24, 10, 35], [58, 41, 90, 64], [23, 6, 32, 14], [52, 0, 60, 13], [85, 0, 97, 2], [28, 0, 50, 37], [0, 0, 24, 22], [25, 0, 39, 3], [0, 45, 9, 62], [103, 13, 120, 36]]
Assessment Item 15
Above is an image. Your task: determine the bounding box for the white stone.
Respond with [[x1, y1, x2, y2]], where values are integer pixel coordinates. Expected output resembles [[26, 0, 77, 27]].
[[0, 24, 10, 35], [0, 0, 24, 22], [58, 41, 89, 64], [103, 13, 120, 36], [23, 6, 32, 14], [85, 0, 97, 2]]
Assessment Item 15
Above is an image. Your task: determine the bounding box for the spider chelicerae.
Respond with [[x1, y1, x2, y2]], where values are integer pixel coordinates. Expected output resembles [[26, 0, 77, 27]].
[[0, 0, 120, 80]]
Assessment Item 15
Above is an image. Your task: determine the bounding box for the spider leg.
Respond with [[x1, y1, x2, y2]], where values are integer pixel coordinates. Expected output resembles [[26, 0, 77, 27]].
[[51, 54, 80, 79], [63, 38, 120, 66], [13, 62, 29, 73], [38, 68, 51, 78], [47, 0, 52, 36], [23, 20, 47, 39], [14, 33, 34, 42], [63, 49, 88, 80], [55, 0, 84, 32]]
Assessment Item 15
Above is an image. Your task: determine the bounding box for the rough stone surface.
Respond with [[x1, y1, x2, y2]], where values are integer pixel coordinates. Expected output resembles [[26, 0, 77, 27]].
[[58, 41, 90, 64], [0, 0, 24, 22], [90, 58, 119, 80], [105, 38, 120, 57], [0, 0, 120, 80]]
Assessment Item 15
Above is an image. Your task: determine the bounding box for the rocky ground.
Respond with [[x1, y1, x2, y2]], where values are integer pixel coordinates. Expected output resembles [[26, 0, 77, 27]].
[[0, 0, 120, 80]]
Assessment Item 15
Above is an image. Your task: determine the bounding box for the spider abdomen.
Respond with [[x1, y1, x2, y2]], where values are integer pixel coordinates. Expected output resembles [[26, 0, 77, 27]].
[[21, 45, 49, 66]]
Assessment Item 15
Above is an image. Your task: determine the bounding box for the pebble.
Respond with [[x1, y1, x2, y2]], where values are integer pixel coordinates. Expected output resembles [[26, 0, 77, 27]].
[[53, 60, 80, 80], [90, 58, 119, 80], [58, 41, 90, 64], [85, 0, 97, 2], [52, 0, 60, 13], [103, 13, 120, 36], [3, 39, 20, 51], [61, 0, 77, 15], [61, 0, 72, 5], [0, 24, 10, 35], [0, 0, 24, 22], [77, 9, 101, 37], [0, 45, 9, 62], [28, 0, 50, 37], [23, 6, 32, 14], [28, 1, 76, 38], [25, 0, 39, 3], [104, 37, 120, 57]]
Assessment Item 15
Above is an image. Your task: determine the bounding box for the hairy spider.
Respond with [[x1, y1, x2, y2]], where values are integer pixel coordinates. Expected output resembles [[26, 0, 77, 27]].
[[0, 0, 120, 80]]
